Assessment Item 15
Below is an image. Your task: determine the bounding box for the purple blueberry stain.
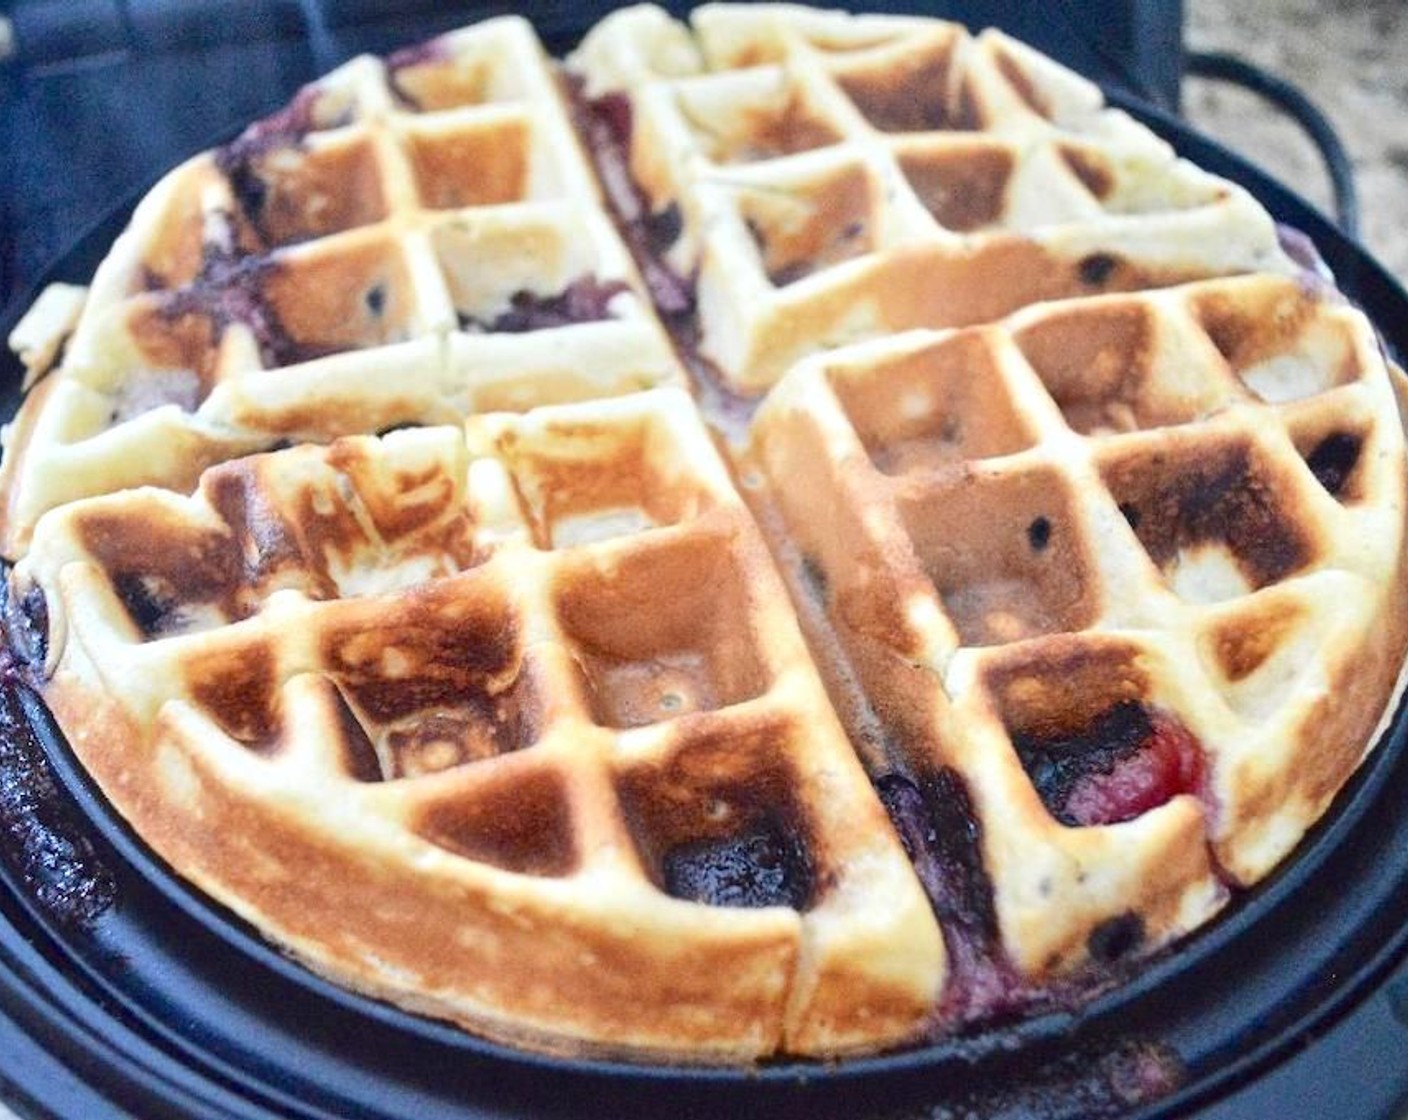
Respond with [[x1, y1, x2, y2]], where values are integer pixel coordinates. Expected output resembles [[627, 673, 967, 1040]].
[[1087, 912, 1146, 965], [458, 276, 631, 334], [566, 81, 698, 316], [0, 568, 117, 929], [642, 203, 683, 259], [1275, 222, 1344, 302], [662, 817, 813, 910], [1078, 252, 1120, 287], [364, 282, 387, 318], [877, 769, 1023, 1021], [1, 579, 49, 673], [386, 37, 455, 111], [215, 87, 330, 224], [1028, 515, 1053, 550], [588, 90, 635, 149], [153, 244, 335, 373]]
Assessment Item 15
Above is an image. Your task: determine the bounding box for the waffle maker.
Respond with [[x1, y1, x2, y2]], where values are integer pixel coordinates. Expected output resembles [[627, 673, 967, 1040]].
[[2, 4, 1408, 1117]]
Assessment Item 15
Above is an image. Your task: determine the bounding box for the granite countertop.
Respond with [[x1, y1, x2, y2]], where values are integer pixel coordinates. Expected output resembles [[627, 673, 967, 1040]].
[[1185, 0, 1408, 283]]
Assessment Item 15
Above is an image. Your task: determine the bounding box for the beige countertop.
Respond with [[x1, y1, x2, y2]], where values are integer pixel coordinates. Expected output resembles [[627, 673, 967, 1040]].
[[1186, 0, 1408, 282]]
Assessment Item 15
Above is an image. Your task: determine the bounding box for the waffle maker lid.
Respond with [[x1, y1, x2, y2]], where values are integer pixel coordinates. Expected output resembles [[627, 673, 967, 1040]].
[[2, 13, 1408, 1120]]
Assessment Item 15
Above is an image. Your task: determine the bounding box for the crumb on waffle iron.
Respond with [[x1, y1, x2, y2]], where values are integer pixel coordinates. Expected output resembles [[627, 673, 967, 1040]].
[[2, 3, 1406, 1065]]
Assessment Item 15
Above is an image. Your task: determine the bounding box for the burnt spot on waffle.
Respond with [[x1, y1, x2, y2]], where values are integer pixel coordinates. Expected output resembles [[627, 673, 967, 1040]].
[[988, 643, 1206, 828], [323, 584, 538, 775], [556, 536, 768, 729], [77, 508, 246, 638], [414, 766, 578, 877], [1304, 431, 1365, 500], [77, 440, 480, 641], [1011, 700, 1204, 829], [185, 639, 283, 754], [1086, 912, 1145, 965], [1014, 299, 1208, 436], [326, 682, 386, 783], [1286, 411, 1371, 504], [827, 330, 1038, 474], [205, 467, 310, 586], [898, 467, 1098, 646], [500, 417, 712, 549], [617, 724, 818, 910], [322, 439, 478, 560], [110, 572, 180, 637], [1100, 438, 1315, 603], [1202, 595, 1307, 686]]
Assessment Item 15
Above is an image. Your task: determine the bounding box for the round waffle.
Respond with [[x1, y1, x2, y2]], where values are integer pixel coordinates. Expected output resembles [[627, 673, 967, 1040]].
[[3, 4, 1406, 1064]]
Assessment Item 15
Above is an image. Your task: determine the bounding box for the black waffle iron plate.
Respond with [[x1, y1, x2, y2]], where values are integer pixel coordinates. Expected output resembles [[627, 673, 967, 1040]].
[[1, 63, 1407, 1120]]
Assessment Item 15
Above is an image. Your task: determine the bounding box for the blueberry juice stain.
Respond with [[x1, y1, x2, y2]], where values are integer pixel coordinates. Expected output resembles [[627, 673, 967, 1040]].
[[662, 816, 814, 911], [0, 568, 116, 928], [877, 769, 1024, 1023]]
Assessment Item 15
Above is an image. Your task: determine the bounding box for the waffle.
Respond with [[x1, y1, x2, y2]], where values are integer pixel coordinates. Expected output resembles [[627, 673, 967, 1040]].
[[11, 388, 944, 1059], [748, 272, 1408, 982], [568, 4, 1297, 394], [3, 3, 1407, 1067], [0, 15, 684, 557]]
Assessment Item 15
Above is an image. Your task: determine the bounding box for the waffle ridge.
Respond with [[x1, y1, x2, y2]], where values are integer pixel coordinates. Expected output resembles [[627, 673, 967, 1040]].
[[3, 3, 1407, 1065]]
